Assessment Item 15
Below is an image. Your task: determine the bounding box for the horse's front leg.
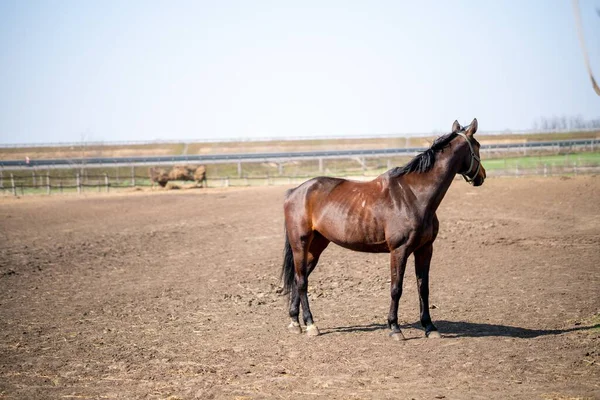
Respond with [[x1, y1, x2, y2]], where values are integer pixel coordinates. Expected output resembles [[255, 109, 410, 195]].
[[414, 243, 440, 338], [388, 246, 409, 340]]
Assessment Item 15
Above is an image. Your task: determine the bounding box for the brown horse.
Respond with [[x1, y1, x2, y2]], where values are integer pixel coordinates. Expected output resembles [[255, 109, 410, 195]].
[[281, 119, 486, 339]]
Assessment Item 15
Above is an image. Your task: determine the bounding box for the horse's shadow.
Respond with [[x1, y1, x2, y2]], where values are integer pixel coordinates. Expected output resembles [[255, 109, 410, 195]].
[[320, 320, 598, 338]]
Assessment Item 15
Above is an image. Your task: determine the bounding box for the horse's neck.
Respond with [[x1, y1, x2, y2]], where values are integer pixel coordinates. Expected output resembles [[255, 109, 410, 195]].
[[403, 144, 464, 214]]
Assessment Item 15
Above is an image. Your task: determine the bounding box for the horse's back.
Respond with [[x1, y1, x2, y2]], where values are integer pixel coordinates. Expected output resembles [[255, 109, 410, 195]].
[[286, 176, 344, 198], [286, 176, 382, 207]]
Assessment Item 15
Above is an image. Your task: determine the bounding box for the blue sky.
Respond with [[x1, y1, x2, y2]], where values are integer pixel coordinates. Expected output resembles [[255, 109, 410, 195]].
[[0, 0, 598, 144]]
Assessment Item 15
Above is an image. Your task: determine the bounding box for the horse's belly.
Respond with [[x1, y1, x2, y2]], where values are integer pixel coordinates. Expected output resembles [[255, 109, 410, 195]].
[[330, 238, 390, 253], [317, 221, 389, 253], [313, 202, 389, 252]]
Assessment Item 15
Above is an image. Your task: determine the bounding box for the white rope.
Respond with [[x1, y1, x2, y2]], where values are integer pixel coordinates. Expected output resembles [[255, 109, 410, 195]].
[[572, 0, 600, 96]]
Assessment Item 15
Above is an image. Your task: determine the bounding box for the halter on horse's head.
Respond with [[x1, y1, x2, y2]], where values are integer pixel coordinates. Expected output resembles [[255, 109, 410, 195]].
[[452, 119, 486, 186]]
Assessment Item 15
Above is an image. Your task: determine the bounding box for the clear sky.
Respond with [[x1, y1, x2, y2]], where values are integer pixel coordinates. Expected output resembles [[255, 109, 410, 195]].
[[0, 0, 598, 144]]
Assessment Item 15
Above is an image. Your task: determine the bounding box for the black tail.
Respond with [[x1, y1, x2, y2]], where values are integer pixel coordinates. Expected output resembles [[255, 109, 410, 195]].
[[281, 227, 295, 296]]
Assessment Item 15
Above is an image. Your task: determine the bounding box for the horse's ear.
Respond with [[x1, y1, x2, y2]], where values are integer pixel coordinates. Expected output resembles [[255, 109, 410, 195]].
[[466, 118, 478, 136], [452, 120, 461, 133]]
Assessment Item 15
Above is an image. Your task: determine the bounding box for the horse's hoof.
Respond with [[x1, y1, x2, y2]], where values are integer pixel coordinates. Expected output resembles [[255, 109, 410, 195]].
[[389, 331, 406, 341], [288, 321, 302, 334], [427, 330, 441, 339], [306, 324, 320, 337]]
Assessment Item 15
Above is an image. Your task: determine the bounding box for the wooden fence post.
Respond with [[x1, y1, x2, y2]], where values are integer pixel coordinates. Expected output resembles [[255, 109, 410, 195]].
[[131, 165, 135, 187], [11, 174, 16, 196], [46, 173, 50, 195], [77, 173, 81, 194], [32, 170, 36, 188], [105, 173, 109, 192], [0, 169, 3, 189]]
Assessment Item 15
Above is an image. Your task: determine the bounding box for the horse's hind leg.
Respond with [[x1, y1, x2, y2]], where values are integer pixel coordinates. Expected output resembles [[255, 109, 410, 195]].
[[289, 231, 329, 336], [307, 231, 329, 277], [388, 246, 409, 340], [287, 232, 310, 334]]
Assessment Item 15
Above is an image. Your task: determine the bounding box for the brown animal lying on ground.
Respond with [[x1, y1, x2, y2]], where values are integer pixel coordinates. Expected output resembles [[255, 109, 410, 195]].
[[149, 165, 207, 188]]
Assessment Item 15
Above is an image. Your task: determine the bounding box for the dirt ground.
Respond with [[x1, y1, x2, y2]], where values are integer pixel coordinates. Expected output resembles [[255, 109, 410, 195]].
[[0, 176, 598, 399]]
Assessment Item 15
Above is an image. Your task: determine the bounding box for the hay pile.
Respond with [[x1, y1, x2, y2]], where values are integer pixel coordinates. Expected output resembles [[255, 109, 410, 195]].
[[149, 168, 169, 187], [149, 165, 207, 189]]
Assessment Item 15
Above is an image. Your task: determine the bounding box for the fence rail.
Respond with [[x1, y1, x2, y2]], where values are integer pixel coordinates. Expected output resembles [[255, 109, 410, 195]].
[[2, 136, 598, 196], [2, 163, 599, 196], [0, 138, 598, 170]]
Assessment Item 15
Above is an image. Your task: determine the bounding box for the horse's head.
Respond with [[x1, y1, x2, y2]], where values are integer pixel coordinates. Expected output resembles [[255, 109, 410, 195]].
[[452, 119, 486, 186]]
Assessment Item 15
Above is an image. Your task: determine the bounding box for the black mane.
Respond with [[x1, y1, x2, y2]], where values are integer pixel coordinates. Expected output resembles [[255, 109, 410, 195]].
[[389, 132, 458, 177]]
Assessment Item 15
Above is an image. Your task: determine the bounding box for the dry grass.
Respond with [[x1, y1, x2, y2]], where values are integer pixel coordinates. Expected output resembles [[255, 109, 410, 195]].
[[165, 182, 181, 190], [164, 182, 204, 191]]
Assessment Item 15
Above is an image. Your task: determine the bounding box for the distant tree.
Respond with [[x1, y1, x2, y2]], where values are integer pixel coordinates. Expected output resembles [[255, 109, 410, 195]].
[[533, 115, 600, 131]]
